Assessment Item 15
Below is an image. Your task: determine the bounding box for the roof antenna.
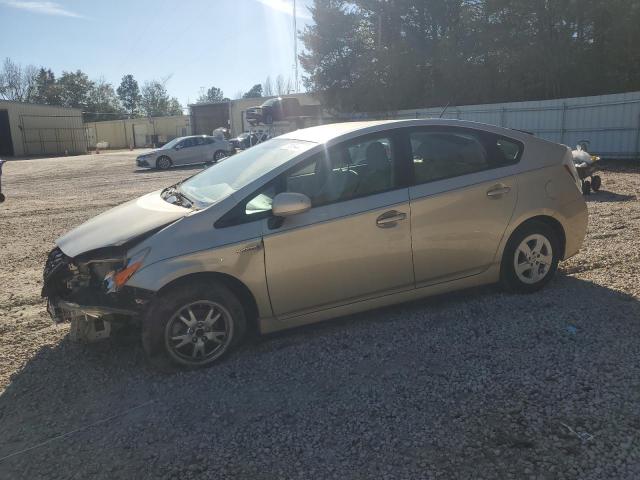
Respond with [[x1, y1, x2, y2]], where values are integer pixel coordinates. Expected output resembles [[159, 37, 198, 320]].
[[438, 102, 450, 118]]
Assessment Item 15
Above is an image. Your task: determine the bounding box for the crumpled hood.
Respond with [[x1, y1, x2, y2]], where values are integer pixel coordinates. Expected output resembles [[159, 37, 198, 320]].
[[56, 190, 189, 258]]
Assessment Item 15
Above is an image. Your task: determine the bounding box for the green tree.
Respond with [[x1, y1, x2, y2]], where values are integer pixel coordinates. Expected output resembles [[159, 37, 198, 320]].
[[32, 68, 60, 105], [141, 80, 183, 116], [242, 84, 263, 98], [86, 78, 124, 121], [300, 0, 640, 112], [196, 86, 225, 103], [57, 70, 93, 109], [116, 74, 141, 117], [168, 97, 184, 115]]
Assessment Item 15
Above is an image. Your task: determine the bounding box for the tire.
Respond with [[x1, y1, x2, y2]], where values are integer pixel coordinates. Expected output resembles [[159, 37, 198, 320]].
[[142, 281, 247, 368], [582, 180, 591, 195], [213, 150, 226, 162], [591, 175, 601, 191], [500, 221, 560, 294], [156, 156, 172, 170]]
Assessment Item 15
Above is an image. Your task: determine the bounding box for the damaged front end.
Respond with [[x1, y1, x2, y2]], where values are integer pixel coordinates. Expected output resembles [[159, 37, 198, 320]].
[[42, 246, 154, 342]]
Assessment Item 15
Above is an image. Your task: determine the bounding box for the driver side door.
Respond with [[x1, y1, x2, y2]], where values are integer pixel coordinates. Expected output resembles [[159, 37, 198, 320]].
[[173, 137, 196, 165], [256, 132, 415, 319]]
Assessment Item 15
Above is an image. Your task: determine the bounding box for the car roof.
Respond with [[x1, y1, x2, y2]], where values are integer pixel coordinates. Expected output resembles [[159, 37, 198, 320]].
[[178, 135, 210, 140], [279, 119, 536, 145]]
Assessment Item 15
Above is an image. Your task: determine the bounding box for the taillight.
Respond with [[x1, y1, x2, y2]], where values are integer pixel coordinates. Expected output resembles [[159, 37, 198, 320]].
[[564, 164, 578, 183]]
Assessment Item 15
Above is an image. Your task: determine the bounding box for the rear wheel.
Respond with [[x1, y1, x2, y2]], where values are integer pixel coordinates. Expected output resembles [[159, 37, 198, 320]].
[[156, 156, 172, 170], [500, 221, 560, 293], [142, 281, 247, 368], [213, 150, 226, 162], [582, 180, 591, 195]]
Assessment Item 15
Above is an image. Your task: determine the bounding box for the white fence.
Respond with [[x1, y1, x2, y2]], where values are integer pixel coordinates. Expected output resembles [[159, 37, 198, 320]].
[[358, 91, 640, 159]]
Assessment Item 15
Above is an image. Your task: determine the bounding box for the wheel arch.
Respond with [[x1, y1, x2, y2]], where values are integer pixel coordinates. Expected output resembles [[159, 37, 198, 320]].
[[503, 215, 567, 261], [155, 272, 260, 336], [156, 155, 173, 169]]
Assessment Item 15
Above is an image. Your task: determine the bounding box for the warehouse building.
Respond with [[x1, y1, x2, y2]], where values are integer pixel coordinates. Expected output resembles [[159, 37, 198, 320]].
[[84, 115, 191, 150], [189, 101, 230, 136], [0, 100, 86, 157]]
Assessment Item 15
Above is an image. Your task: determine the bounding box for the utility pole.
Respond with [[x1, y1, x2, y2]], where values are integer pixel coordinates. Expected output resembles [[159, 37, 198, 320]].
[[293, 0, 299, 93]]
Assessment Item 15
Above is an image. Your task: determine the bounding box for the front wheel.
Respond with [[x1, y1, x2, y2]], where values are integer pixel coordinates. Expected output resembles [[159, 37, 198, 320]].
[[500, 221, 560, 293], [142, 281, 247, 368], [213, 150, 227, 162], [156, 156, 172, 170]]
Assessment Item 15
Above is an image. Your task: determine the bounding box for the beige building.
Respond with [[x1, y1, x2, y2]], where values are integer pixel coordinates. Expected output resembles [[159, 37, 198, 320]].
[[0, 100, 86, 157], [85, 116, 191, 150]]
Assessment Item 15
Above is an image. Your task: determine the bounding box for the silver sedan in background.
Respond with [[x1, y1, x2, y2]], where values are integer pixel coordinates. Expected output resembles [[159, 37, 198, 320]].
[[136, 135, 232, 170]]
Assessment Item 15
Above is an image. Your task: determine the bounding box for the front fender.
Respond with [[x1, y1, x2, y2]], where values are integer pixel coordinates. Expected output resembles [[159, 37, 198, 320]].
[[126, 238, 272, 319]]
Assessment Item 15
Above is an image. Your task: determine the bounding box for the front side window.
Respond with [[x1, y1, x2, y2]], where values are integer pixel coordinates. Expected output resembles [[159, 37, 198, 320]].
[[179, 139, 316, 208], [180, 138, 196, 148], [242, 134, 398, 217], [410, 128, 522, 185]]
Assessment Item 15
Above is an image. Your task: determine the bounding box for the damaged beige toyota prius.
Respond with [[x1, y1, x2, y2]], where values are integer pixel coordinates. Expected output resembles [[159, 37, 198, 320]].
[[42, 120, 588, 367]]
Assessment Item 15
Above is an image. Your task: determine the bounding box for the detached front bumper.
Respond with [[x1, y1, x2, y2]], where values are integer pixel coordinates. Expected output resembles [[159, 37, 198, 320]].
[[47, 298, 138, 324], [46, 288, 154, 342]]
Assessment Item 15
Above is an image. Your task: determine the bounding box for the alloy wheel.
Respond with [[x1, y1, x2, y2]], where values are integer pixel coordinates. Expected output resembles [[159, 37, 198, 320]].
[[513, 234, 553, 284], [157, 157, 171, 169], [164, 300, 233, 365]]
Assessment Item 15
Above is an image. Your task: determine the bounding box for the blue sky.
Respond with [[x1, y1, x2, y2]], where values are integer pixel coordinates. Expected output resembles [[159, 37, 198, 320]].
[[0, 0, 313, 108]]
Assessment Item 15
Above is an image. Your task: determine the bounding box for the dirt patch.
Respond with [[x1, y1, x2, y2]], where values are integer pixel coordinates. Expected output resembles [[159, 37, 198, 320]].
[[0, 155, 638, 479]]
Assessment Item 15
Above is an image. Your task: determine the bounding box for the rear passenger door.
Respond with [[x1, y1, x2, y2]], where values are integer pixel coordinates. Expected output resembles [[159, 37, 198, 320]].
[[190, 136, 209, 163], [407, 127, 522, 287]]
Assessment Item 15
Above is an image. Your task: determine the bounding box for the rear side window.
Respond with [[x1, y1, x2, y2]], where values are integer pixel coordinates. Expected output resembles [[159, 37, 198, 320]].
[[410, 128, 522, 185]]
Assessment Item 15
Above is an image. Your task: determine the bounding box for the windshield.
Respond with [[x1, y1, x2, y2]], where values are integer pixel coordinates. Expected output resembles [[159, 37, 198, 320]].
[[161, 137, 184, 150], [179, 138, 316, 207]]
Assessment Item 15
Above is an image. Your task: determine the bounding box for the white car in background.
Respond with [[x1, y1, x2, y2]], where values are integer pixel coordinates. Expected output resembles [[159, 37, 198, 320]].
[[136, 135, 232, 170]]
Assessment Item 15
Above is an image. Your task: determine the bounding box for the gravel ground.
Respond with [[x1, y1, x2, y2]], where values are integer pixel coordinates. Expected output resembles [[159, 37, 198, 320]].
[[0, 152, 639, 479]]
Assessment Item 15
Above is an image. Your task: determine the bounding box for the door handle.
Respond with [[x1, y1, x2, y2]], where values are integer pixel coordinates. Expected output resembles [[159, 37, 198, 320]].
[[236, 241, 263, 254], [376, 210, 407, 228], [486, 185, 511, 198]]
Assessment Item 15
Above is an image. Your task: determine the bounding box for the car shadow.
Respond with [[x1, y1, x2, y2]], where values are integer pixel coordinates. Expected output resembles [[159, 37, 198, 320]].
[[1, 275, 639, 477], [584, 190, 636, 203], [133, 165, 206, 175]]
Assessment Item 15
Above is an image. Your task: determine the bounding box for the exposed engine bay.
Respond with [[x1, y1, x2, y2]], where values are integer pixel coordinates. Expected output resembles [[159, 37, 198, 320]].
[[42, 245, 153, 342]]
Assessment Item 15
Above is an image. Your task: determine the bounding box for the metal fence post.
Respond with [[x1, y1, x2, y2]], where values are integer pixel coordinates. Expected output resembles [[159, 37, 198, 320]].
[[635, 112, 640, 161], [560, 102, 567, 144], [501, 107, 506, 127]]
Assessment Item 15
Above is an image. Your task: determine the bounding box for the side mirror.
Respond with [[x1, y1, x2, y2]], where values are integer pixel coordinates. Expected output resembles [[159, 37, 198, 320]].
[[271, 192, 311, 217], [175, 144, 182, 150]]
